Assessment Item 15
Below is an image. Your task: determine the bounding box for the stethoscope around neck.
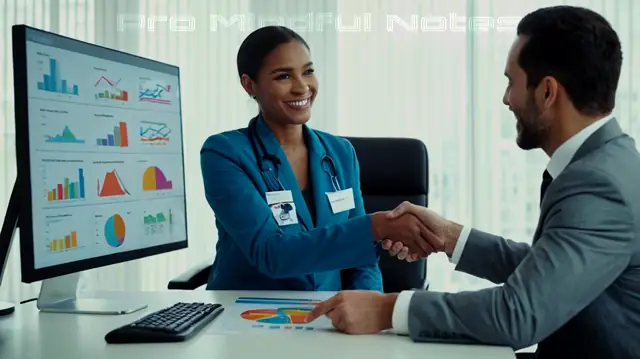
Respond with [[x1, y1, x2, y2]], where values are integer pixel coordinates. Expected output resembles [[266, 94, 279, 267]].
[[248, 116, 342, 193]]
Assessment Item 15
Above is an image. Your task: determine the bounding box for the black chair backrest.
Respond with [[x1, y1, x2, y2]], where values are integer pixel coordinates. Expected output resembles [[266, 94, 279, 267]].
[[343, 137, 429, 293]]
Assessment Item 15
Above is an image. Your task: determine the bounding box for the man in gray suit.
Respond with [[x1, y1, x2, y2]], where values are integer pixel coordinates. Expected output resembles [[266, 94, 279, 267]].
[[305, 5, 640, 359]]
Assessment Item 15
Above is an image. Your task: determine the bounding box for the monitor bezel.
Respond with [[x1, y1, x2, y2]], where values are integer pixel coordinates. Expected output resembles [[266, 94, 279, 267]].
[[12, 25, 189, 284]]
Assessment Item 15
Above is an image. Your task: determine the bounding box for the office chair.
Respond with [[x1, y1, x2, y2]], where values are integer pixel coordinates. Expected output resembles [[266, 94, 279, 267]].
[[168, 137, 429, 293]]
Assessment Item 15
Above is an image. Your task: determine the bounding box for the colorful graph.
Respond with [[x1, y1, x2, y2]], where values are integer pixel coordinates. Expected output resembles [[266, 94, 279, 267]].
[[37, 57, 79, 95], [138, 78, 172, 104], [45, 126, 84, 144], [142, 166, 173, 191], [104, 214, 125, 248], [140, 121, 171, 145], [47, 168, 86, 201], [94, 76, 129, 101], [241, 308, 312, 325], [143, 210, 172, 236], [48, 231, 78, 252], [97, 121, 129, 147], [97, 169, 130, 197]]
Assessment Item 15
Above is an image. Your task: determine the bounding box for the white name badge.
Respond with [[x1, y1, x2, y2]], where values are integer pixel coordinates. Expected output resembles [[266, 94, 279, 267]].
[[266, 190, 298, 226], [326, 188, 356, 214]]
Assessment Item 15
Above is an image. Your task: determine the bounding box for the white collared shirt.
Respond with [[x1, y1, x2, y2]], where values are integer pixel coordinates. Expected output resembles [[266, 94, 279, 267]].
[[391, 113, 615, 334]]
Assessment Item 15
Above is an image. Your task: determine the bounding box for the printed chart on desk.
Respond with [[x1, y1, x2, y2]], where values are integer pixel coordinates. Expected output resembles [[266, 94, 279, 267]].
[[210, 297, 335, 334]]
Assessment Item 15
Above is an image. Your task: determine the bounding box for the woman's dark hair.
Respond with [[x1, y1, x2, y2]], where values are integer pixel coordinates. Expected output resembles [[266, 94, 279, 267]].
[[236, 26, 310, 81]]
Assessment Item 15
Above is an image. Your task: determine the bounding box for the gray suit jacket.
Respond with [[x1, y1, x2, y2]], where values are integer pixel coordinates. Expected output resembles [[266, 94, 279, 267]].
[[408, 118, 640, 359]]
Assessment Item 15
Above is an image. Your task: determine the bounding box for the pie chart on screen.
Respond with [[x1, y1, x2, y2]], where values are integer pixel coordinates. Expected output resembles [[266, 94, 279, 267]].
[[104, 214, 126, 247]]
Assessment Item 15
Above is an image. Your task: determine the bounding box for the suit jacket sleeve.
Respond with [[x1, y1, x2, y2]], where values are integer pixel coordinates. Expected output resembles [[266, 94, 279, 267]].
[[340, 144, 383, 291], [200, 137, 379, 279], [405, 166, 635, 349], [455, 229, 532, 284]]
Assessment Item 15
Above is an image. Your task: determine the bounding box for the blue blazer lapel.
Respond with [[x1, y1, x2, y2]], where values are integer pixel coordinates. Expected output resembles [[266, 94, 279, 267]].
[[255, 117, 314, 231], [306, 128, 340, 229]]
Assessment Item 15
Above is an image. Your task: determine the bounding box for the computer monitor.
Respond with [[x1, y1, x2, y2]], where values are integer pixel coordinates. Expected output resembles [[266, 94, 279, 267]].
[[9, 25, 188, 314]]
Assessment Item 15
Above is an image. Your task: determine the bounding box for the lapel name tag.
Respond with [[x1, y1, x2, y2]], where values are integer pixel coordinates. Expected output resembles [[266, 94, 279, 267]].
[[326, 188, 355, 214], [266, 190, 298, 226]]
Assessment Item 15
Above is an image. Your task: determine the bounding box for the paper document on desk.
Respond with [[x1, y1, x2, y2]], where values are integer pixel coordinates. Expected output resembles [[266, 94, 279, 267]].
[[205, 296, 335, 334]]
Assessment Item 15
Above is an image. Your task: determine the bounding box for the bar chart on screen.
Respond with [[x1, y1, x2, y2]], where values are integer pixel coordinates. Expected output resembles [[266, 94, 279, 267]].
[[40, 158, 87, 204], [35, 54, 79, 96], [96, 121, 129, 148], [45, 167, 86, 202], [38, 212, 91, 267]]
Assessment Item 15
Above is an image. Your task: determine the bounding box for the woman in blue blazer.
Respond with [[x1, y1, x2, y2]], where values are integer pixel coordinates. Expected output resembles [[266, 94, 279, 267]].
[[200, 26, 422, 291]]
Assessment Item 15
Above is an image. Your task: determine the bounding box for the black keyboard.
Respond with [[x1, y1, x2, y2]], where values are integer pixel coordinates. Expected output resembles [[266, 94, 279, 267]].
[[105, 302, 224, 343]]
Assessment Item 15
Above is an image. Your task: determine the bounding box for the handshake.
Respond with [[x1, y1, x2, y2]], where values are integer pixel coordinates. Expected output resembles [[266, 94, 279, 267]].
[[371, 201, 463, 262]]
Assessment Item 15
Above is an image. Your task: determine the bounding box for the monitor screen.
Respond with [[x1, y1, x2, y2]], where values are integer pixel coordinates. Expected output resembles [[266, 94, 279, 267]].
[[13, 26, 188, 281]]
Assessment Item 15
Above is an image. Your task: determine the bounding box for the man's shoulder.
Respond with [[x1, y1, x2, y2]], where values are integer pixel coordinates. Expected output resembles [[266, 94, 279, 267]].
[[563, 134, 640, 187]]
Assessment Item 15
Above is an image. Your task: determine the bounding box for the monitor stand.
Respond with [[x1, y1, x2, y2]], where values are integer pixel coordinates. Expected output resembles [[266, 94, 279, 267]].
[[36, 272, 147, 315], [2, 179, 147, 315], [0, 181, 19, 317]]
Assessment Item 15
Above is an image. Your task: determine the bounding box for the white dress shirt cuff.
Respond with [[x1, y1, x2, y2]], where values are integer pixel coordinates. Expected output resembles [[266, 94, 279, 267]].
[[391, 290, 415, 335], [449, 225, 471, 265]]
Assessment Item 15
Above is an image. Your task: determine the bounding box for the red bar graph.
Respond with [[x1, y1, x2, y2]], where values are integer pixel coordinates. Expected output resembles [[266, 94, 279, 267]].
[[119, 122, 128, 147]]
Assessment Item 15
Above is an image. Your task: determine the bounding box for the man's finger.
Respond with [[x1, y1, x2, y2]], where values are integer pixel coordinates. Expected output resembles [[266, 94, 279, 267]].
[[327, 307, 346, 332], [381, 239, 393, 250], [421, 223, 445, 252], [416, 220, 443, 255], [306, 295, 340, 322], [386, 201, 413, 219]]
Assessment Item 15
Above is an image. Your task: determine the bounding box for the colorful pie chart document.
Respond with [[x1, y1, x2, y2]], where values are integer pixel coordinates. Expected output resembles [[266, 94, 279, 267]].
[[205, 296, 336, 334]]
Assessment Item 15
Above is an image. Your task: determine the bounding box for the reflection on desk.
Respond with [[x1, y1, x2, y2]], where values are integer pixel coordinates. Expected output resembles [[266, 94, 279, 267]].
[[0, 290, 516, 359]]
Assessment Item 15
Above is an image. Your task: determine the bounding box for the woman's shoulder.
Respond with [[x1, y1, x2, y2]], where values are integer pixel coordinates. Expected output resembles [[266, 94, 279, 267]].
[[311, 128, 356, 158], [201, 126, 250, 153]]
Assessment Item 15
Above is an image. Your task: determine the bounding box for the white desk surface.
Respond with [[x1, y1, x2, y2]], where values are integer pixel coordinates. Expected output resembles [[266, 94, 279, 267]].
[[0, 290, 516, 359]]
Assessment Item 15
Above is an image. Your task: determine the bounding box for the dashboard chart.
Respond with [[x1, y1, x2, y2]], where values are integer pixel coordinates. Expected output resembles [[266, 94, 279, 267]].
[[26, 37, 186, 270], [45, 125, 85, 144], [46, 167, 86, 201], [140, 121, 170, 145], [138, 78, 173, 105], [94, 75, 129, 102], [36, 56, 79, 96], [142, 166, 173, 191], [97, 168, 130, 197], [104, 214, 126, 248]]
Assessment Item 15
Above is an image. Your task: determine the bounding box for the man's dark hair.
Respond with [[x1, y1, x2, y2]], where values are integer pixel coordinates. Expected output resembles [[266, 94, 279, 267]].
[[517, 5, 622, 115], [236, 26, 310, 81]]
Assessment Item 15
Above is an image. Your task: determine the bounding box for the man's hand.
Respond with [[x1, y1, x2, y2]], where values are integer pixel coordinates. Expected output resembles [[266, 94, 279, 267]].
[[382, 201, 462, 258], [370, 211, 441, 258], [305, 291, 397, 334]]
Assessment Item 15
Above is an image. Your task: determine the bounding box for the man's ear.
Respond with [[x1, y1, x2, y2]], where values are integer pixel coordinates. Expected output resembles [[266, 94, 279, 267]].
[[539, 76, 558, 108]]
